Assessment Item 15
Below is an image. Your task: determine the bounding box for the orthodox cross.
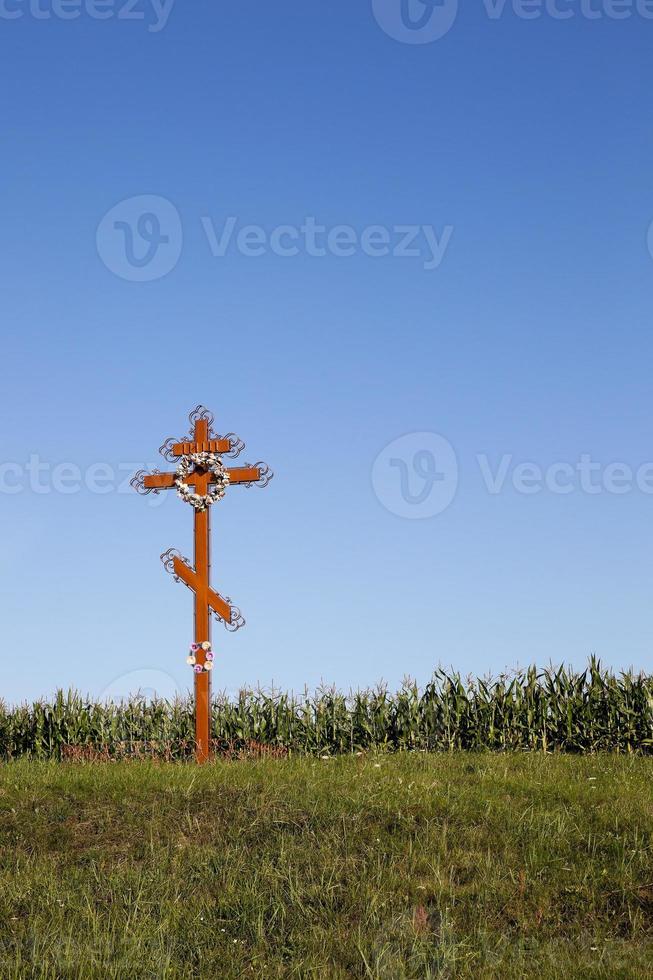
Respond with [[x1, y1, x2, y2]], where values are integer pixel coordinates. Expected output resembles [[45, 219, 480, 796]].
[[132, 405, 272, 762]]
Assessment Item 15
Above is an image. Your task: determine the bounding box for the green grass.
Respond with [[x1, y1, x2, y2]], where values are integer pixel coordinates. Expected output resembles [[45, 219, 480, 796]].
[[0, 755, 651, 978]]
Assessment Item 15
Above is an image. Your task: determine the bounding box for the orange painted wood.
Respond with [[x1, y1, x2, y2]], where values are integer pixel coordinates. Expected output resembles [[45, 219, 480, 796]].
[[138, 414, 267, 764], [171, 556, 195, 590], [144, 473, 176, 490], [144, 466, 260, 492], [172, 558, 232, 624], [195, 672, 210, 765], [208, 588, 232, 624], [172, 438, 231, 456], [226, 466, 260, 484], [193, 418, 212, 764]]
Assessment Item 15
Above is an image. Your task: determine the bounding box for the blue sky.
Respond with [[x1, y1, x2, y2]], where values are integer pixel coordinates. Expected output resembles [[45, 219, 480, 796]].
[[2, 1, 653, 704]]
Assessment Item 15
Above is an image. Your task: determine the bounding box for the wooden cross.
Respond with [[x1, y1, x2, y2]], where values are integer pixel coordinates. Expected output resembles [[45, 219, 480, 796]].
[[132, 406, 272, 763]]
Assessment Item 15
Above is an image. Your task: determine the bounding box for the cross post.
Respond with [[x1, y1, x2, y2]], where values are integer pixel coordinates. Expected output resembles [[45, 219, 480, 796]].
[[132, 406, 272, 763]]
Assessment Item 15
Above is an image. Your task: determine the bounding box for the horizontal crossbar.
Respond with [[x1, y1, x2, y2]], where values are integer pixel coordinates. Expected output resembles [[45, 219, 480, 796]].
[[144, 466, 261, 491], [172, 438, 231, 456]]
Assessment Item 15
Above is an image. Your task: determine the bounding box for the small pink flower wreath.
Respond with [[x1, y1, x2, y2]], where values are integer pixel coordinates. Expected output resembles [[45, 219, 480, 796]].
[[186, 641, 215, 673]]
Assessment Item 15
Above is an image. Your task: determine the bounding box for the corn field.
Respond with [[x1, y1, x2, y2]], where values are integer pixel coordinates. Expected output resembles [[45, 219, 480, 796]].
[[1, 660, 652, 760]]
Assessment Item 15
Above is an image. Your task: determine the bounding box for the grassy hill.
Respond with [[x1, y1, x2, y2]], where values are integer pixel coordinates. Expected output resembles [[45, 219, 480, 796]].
[[1, 754, 651, 978]]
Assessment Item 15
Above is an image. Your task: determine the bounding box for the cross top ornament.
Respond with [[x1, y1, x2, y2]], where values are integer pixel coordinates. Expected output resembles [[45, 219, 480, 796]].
[[132, 405, 273, 762]]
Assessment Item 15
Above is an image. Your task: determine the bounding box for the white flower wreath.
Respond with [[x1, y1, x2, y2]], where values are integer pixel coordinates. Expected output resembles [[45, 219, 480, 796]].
[[175, 451, 230, 512]]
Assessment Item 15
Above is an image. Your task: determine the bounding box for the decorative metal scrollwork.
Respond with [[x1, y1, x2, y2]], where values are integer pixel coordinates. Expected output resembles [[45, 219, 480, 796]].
[[160, 548, 191, 583], [214, 600, 246, 632], [240, 462, 274, 488], [254, 463, 273, 488], [131, 470, 152, 495], [188, 404, 215, 433], [223, 433, 245, 458], [158, 437, 179, 463]]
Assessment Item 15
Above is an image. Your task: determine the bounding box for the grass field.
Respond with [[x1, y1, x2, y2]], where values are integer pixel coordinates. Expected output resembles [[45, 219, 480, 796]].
[[0, 755, 651, 978]]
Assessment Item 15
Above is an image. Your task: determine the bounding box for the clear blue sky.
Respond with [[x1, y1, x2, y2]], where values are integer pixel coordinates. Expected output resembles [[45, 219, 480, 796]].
[[2, 1, 653, 704]]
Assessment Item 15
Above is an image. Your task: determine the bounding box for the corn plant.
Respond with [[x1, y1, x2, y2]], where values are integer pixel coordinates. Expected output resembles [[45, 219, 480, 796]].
[[0, 659, 651, 759]]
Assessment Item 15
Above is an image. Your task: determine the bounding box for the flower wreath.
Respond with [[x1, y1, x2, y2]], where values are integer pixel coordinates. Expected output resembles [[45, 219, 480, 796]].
[[186, 641, 215, 673], [175, 452, 230, 512]]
